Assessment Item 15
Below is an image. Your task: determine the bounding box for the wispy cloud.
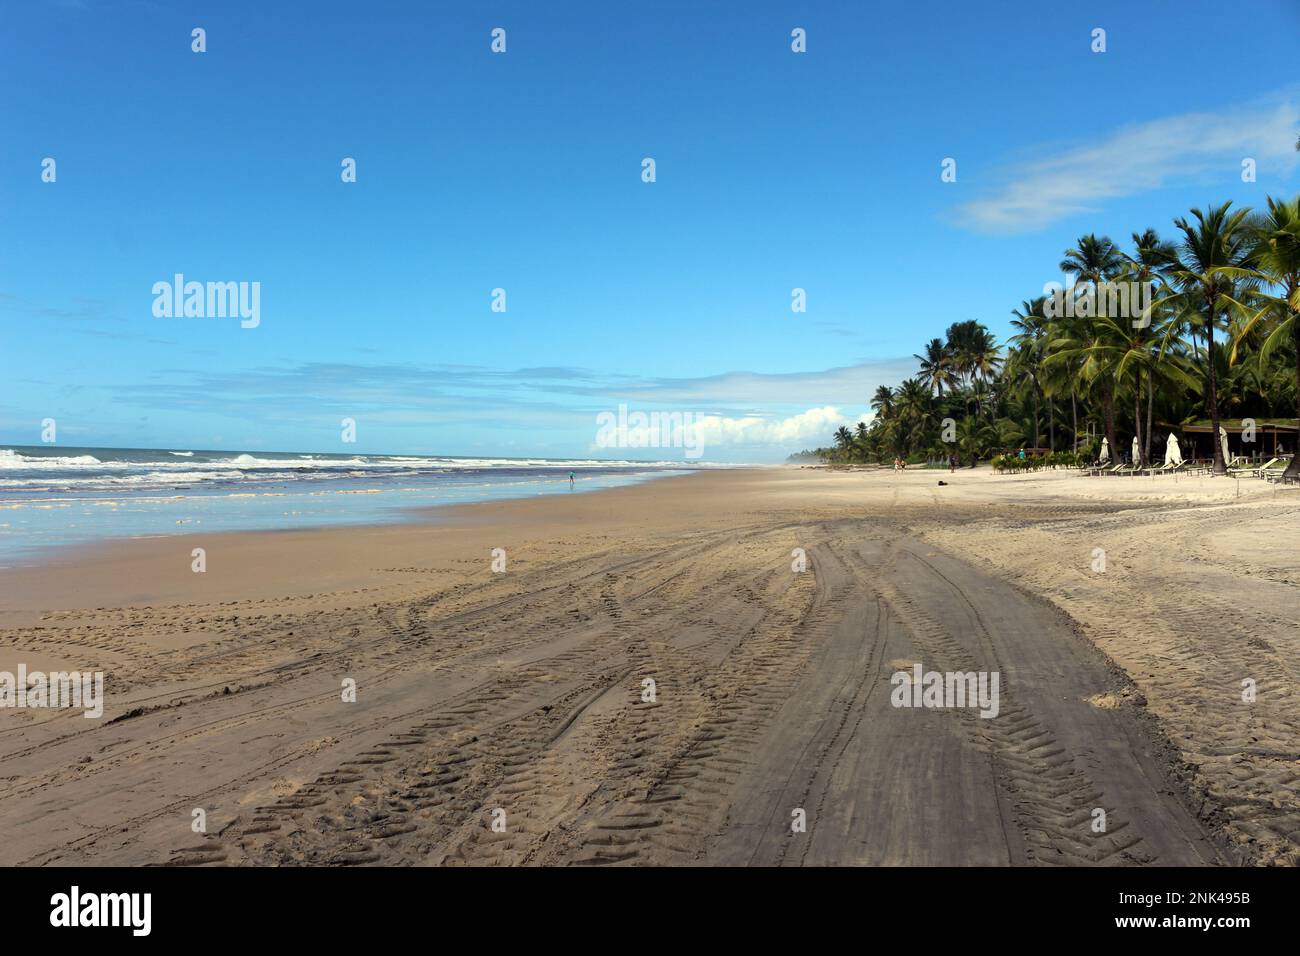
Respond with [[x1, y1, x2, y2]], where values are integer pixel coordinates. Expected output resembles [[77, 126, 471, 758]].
[[0, 293, 125, 324], [575, 360, 918, 408], [953, 94, 1300, 234], [97, 359, 905, 454], [105, 359, 915, 415]]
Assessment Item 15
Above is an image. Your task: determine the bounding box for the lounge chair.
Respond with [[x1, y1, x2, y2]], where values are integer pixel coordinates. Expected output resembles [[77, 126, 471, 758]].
[[1229, 458, 1280, 478], [1103, 462, 1141, 477], [1144, 460, 1186, 475]]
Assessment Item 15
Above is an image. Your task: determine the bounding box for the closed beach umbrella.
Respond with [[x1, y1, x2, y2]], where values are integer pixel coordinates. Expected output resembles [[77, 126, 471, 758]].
[[1131, 436, 1139, 464], [1099, 438, 1109, 463], [1165, 433, 1182, 465], [1219, 425, 1230, 463]]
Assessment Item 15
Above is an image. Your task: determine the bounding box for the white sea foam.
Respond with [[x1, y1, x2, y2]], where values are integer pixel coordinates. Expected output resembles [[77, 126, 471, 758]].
[[1, 448, 715, 472], [0, 446, 730, 498], [0, 450, 106, 469]]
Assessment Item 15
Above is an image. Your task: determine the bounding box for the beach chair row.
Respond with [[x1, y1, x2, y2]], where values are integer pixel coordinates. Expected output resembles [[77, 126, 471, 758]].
[[1080, 456, 1294, 481]]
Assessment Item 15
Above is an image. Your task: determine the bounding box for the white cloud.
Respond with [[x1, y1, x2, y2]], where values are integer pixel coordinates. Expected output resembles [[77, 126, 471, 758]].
[[692, 405, 871, 447], [587, 404, 872, 462], [954, 95, 1300, 234]]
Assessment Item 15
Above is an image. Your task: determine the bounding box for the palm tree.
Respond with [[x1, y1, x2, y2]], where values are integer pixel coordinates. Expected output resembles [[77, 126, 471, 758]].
[[1050, 310, 1199, 467], [944, 320, 980, 385], [1061, 234, 1126, 286], [1121, 228, 1177, 466], [894, 378, 933, 454], [853, 420, 870, 462], [870, 385, 895, 419], [944, 321, 1001, 384], [967, 326, 1003, 383], [1009, 296, 1050, 449], [993, 416, 1026, 450], [955, 415, 996, 468], [1161, 202, 1259, 474], [1040, 307, 1089, 453], [817, 195, 1300, 475], [914, 338, 953, 397], [944, 321, 1002, 428], [1060, 234, 1125, 463], [1238, 194, 1300, 478], [832, 425, 854, 462]]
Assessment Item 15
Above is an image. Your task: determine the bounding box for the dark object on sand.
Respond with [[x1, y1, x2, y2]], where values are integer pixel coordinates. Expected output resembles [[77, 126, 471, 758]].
[[937, 480, 948, 486]]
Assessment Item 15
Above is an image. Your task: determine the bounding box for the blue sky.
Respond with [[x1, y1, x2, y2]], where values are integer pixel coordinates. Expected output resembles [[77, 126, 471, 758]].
[[2, 0, 1298, 461]]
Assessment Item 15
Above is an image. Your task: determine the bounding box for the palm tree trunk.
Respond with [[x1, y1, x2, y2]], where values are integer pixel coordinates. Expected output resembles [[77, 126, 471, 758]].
[[1102, 380, 1120, 467], [1144, 367, 1155, 468], [1048, 396, 1055, 452], [1071, 390, 1078, 452], [1032, 383, 1040, 449], [1134, 379, 1143, 467], [1286, 318, 1300, 479], [1206, 303, 1226, 474]]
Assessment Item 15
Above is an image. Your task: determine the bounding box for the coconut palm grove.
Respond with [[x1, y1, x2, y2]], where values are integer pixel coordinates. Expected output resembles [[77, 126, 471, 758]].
[[804, 194, 1300, 480]]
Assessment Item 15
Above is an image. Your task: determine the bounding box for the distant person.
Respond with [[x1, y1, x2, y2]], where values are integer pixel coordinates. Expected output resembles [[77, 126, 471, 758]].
[[569, 470, 575, 488], [949, 453, 956, 473]]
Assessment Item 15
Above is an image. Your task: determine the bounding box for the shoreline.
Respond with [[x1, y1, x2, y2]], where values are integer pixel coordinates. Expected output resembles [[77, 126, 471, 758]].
[[0, 463, 708, 572], [0, 469, 716, 626]]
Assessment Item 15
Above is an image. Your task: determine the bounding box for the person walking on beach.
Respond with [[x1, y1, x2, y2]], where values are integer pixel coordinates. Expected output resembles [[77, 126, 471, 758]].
[[569, 470, 575, 488], [949, 453, 956, 473]]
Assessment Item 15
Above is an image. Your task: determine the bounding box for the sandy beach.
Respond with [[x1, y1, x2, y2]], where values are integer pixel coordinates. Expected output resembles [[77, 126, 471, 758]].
[[1, 467, 1295, 866]]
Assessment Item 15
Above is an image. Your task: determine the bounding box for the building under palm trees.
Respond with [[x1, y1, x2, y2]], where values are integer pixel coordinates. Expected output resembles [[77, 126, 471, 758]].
[[1177, 420, 1298, 462]]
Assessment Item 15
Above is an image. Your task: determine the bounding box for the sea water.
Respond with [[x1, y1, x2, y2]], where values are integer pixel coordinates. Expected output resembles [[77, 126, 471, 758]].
[[0, 445, 701, 565]]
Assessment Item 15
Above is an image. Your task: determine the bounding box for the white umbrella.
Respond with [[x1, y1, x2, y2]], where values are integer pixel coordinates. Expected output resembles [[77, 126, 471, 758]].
[[1219, 425, 1230, 463], [1099, 438, 1109, 463], [1165, 433, 1183, 466], [1131, 436, 1139, 464]]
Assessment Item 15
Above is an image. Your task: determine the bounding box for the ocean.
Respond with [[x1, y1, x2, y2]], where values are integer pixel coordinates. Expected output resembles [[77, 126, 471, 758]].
[[0, 445, 701, 565]]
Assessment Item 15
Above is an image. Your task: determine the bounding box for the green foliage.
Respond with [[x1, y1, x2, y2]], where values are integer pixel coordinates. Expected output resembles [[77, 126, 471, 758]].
[[817, 193, 1300, 475]]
